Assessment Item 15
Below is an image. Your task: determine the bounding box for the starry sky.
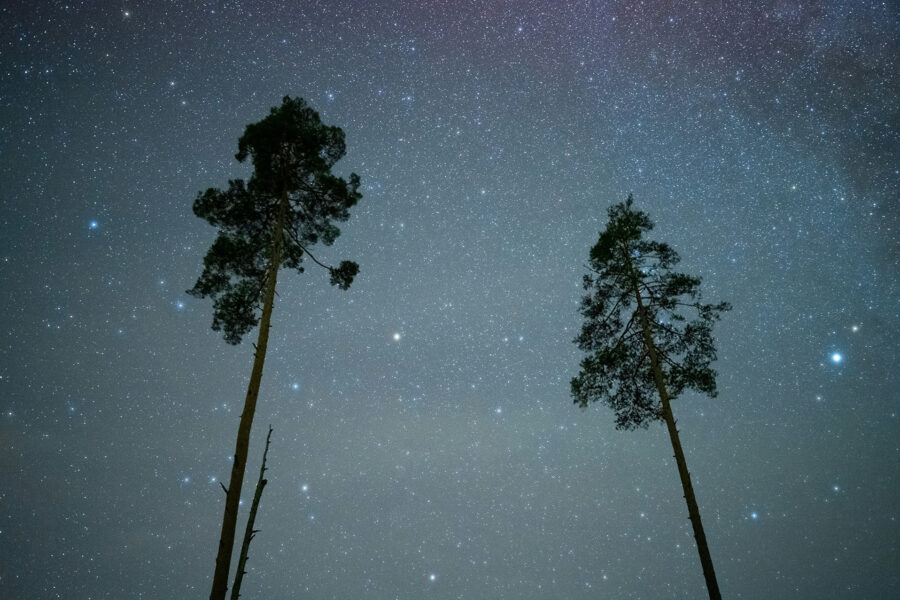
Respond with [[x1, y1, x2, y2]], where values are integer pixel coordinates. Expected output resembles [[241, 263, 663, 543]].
[[1, 1, 897, 598]]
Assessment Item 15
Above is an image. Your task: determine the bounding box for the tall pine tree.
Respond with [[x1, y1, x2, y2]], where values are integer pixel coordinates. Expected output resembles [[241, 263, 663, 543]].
[[188, 97, 361, 600], [571, 196, 730, 600]]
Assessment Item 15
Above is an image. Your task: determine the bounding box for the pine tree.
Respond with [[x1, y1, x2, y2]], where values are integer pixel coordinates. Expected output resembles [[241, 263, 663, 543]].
[[188, 97, 361, 600], [571, 196, 730, 599]]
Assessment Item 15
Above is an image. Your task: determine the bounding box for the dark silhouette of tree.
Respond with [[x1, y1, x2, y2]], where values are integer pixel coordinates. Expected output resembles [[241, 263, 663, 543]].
[[230, 426, 273, 600], [571, 196, 729, 600], [188, 96, 361, 600]]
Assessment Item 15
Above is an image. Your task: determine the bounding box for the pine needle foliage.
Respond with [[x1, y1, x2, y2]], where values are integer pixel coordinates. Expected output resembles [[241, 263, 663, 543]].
[[189, 96, 360, 344], [571, 196, 730, 429]]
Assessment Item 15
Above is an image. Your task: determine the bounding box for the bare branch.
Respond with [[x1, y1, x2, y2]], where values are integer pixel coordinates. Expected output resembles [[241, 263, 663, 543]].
[[230, 426, 273, 600]]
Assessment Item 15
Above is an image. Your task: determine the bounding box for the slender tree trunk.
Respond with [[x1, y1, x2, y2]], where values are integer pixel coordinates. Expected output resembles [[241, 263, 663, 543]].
[[634, 283, 722, 600], [230, 425, 273, 600], [209, 193, 289, 600]]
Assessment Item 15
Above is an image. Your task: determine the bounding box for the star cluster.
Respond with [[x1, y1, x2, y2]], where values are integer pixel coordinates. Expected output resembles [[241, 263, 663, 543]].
[[0, 1, 897, 598]]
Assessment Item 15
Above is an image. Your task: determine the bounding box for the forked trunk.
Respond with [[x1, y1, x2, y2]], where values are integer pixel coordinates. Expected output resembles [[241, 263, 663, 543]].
[[634, 281, 722, 600], [230, 426, 273, 600], [209, 192, 289, 600]]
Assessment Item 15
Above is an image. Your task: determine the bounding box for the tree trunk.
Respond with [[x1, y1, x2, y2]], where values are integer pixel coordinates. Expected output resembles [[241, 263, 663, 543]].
[[230, 425, 273, 600], [634, 285, 722, 600], [209, 193, 289, 600]]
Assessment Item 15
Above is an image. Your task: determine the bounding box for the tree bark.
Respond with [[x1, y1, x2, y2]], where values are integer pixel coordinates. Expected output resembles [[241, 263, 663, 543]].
[[230, 425, 273, 600], [209, 192, 289, 600], [633, 280, 722, 600]]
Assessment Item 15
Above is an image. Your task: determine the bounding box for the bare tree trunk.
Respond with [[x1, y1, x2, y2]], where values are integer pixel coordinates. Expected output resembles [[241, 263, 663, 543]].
[[230, 425, 273, 600], [634, 284, 722, 600], [209, 193, 288, 600]]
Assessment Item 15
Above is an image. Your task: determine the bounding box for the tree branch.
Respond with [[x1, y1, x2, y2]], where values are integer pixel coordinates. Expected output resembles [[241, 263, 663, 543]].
[[628, 347, 649, 383], [657, 349, 680, 369], [286, 226, 335, 273], [230, 426, 273, 600], [654, 320, 690, 345], [611, 311, 638, 350], [594, 293, 628, 331]]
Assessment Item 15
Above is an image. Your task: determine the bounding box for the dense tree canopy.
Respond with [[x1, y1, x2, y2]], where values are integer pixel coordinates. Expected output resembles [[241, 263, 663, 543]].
[[189, 96, 360, 344], [571, 196, 730, 429]]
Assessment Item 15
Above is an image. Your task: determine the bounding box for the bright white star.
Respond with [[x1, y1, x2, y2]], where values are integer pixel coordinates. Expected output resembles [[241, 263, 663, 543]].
[[831, 353, 842, 363]]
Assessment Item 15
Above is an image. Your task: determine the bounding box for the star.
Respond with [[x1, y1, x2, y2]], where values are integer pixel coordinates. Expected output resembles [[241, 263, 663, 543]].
[[5, 2, 896, 597]]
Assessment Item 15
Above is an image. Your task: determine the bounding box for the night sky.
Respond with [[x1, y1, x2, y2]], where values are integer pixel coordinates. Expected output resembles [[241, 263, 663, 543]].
[[1, 1, 897, 598]]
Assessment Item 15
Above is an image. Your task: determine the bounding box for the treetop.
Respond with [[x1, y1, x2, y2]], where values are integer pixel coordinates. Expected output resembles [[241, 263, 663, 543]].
[[188, 96, 361, 344], [571, 196, 730, 429], [236, 96, 348, 194]]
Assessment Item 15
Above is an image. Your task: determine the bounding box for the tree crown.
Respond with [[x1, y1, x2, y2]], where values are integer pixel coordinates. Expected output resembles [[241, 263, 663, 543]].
[[571, 196, 730, 429], [188, 96, 361, 344]]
